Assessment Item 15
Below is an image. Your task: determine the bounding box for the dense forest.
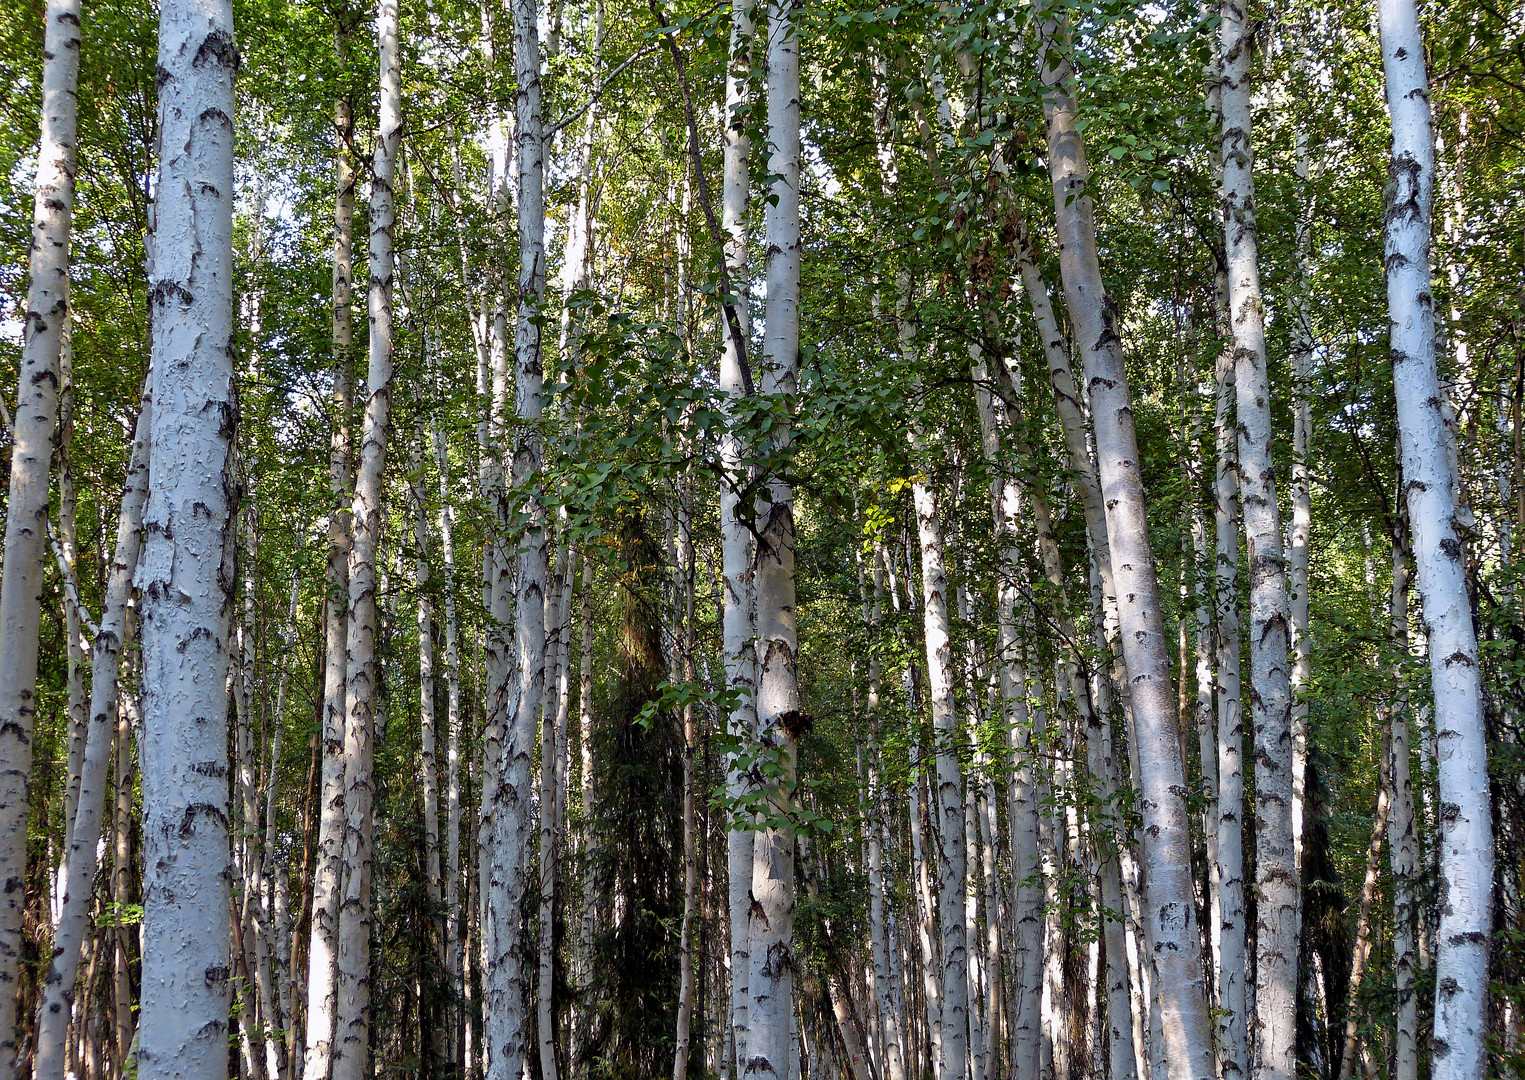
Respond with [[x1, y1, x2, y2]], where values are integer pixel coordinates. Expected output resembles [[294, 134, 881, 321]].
[[0, 0, 1520, 1075]]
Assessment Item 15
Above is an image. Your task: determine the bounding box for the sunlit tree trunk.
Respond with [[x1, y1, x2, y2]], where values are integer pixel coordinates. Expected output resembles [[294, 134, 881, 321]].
[[331, 0, 400, 1071], [0, 0, 82, 1041], [1288, 130, 1316, 877], [137, 0, 238, 1072], [34, 391, 150, 1080], [1034, 10, 1214, 1079], [487, 0, 548, 1072], [1217, 9, 1299, 1077], [719, 0, 757, 1056], [304, 45, 356, 1080], [1378, 5, 1494, 1078], [744, 0, 805, 1073], [746, 0, 803, 1067]]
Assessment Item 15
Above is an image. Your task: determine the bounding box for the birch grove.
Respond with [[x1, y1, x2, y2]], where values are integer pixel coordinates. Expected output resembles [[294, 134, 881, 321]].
[[0, 0, 1520, 1078]]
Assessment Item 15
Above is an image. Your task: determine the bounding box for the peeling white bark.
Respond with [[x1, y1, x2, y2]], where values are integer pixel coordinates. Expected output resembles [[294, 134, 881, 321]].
[[34, 391, 150, 1080], [1378, 3, 1493, 1076], [746, 0, 802, 1069], [331, 0, 400, 1071], [303, 53, 355, 1080], [0, 0, 81, 1042], [137, 1, 238, 1074], [1034, 10, 1214, 1079]]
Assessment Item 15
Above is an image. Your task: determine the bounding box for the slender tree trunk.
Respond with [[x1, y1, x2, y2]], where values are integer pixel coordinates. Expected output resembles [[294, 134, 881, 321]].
[[0, 0, 82, 1042], [331, 0, 400, 1071], [487, 2, 548, 1074], [1288, 130, 1316, 878], [266, 576, 298, 1080], [113, 675, 136, 1063], [538, 541, 565, 1080], [1378, 6, 1494, 1078], [675, 494, 699, 1080], [858, 545, 906, 1080], [433, 355, 466, 1065], [574, 557, 596, 1076], [412, 412, 446, 1072], [1213, 300, 1249, 1080], [747, 0, 803, 1065], [1217, 10, 1299, 1077], [304, 45, 356, 1080], [57, 324, 86, 934], [908, 477, 969, 1080], [137, 0, 238, 1072], [236, 511, 276, 1080], [1034, 11, 1214, 1080], [1389, 531, 1419, 1080], [864, 740, 906, 1080], [719, 0, 757, 1057], [34, 392, 150, 1080], [1336, 730, 1392, 1080]]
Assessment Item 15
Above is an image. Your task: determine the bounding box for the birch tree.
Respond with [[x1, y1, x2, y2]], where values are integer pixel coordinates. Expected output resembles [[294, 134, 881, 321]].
[[720, 0, 758, 1057], [34, 390, 150, 1080], [1033, 10, 1215, 1080], [1217, 6, 1297, 1076], [136, 0, 238, 1074], [0, 0, 82, 1044], [1379, 3, 1494, 1077], [303, 36, 356, 1079], [746, 0, 803, 1070], [332, 0, 400, 1071]]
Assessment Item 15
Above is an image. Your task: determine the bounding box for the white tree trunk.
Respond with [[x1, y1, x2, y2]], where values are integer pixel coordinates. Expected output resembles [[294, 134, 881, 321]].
[[1288, 131, 1316, 877], [1212, 309, 1249, 1080], [34, 391, 150, 1080], [412, 418, 444, 959], [1337, 731, 1392, 1080], [303, 62, 356, 1080], [487, 0, 548, 1073], [1034, 11, 1214, 1080], [433, 359, 466, 1057], [56, 326, 85, 935], [674, 499, 699, 1080], [137, 0, 238, 1073], [1217, 9, 1299, 1077], [864, 738, 906, 1080], [720, 0, 757, 1057], [908, 479, 969, 1080], [331, 0, 400, 1071], [1378, 6, 1493, 1076], [1388, 539, 1420, 1080], [0, 0, 81, 1042], [574, 557, 596, 1076], [746, 0, 802, 1068]]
